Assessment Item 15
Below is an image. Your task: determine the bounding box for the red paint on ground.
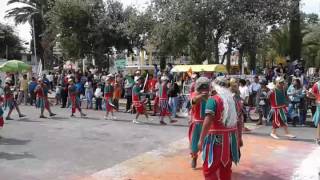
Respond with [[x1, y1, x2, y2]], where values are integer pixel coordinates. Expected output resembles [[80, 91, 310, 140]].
[[125, 135, 315, 180]]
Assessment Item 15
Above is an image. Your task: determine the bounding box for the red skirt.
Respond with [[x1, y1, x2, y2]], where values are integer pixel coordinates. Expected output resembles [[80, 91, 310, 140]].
[[133, 101, 145, 113]]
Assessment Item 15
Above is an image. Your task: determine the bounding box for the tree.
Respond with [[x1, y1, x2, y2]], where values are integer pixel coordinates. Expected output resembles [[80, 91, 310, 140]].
[[289, 0, 302, 62], [0, 23, 24, 60], [49, 0, 132, 71], [6, 0, 55, 69]]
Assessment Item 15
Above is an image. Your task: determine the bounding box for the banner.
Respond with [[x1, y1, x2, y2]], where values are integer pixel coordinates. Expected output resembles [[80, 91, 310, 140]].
[[115, 59, 127, 71]]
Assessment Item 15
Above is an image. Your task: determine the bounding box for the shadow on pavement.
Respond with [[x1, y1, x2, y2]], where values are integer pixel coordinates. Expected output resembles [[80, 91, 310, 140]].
[[17, 118, 42, 123], [0, 137, 31, 145], [0, 152, 35, 160]]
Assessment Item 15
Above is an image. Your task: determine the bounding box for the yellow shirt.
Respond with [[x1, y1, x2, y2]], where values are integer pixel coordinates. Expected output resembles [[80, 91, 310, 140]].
[[20, 79, 28, 91]]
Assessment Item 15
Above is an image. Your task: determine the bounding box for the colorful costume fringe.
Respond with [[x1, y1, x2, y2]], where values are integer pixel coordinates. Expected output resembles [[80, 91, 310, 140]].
[[0, 97, 4, 128], [35, 85, 50, 110], [69, 85, 81, 114], [188, 92, 206, 157], [104, 84, 114, 112], [312, 81, 320, 127], [159, 83, 170, 116], [268, 88, 288, 128], [132, 84, 145, 113], [202, 95, 240, 180]]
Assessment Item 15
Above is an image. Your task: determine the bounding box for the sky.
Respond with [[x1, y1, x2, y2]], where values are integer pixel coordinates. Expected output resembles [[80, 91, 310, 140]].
[[0, 0, 319, 44]]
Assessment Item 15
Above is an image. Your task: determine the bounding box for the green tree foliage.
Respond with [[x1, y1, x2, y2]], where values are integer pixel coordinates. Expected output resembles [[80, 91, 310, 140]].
[[6, 0, 55, 68], [0, 24, 23, 60]]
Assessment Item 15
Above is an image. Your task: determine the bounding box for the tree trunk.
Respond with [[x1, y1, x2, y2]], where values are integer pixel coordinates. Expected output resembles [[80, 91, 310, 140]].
[[238, 46, 244, 75], [213, 37, 220, 64], [248, 47, 257, 73], [226, 37, 233, 73], [289, 0, 301, 62]]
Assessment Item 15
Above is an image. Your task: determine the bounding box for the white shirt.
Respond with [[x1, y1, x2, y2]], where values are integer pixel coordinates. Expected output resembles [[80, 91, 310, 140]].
[[250, 82, 261, 93], [239, 85, 250, 101], [47, 74, 53, 82]]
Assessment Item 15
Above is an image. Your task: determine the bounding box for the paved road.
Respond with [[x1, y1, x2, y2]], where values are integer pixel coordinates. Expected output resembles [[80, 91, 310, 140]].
[[0, 105, 188, 180], [0, 105, 319, 180]]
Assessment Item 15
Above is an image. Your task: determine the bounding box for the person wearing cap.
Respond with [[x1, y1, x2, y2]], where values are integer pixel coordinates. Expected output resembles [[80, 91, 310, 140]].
[[132, 76, 150, 123], [159, 76, 176, 125], [188, 77, 210, 169], [3, 78, 25, 120], [268, 77, 296, 139], [34, 78, 56, 118], [198, 76, 241, 180], [68, 78, 86, 117], [104, 76, 116, 120], [309, 79, 320, 145]]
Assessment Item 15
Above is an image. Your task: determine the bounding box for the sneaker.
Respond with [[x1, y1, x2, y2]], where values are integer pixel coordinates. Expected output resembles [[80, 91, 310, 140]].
[[5, 117, 13, 120], [270, 133, 280, 139], [285, 134, 296, 139], [50, 113, 57, 117], [160, 121, 167, 125], [112, 116, 117, 120], [70, 114, 75, 117], [19, 114, 26, 118], [132, 120, 140, 124], [81, 113, 87, 117], [170, 120, 178, 124], [40, 115, 47, 119], [104, 116, 109, 120], [191, 158, 197, 169]]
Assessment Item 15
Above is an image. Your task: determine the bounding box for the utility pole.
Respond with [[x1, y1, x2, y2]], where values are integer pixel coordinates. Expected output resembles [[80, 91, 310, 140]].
[[32, 18, 37, 64]]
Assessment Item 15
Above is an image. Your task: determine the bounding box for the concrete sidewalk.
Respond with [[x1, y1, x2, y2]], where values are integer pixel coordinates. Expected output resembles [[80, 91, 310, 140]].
[[79, 134, 320, 180]]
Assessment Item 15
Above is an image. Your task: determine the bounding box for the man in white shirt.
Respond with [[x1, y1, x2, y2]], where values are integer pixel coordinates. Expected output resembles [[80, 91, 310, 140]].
[[239, 79, 250, 105], [47, 72, 54, 90], [249, 76, 261, 106]]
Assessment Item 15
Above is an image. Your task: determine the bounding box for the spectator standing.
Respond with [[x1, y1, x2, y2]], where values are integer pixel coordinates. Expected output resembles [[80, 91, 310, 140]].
[[249, 76, 261, 107], [256, 79, 270, 125], [47, 72, 54, 90], [124, 76, 133, 113], [287, 78, 306, 126], [18, 74, 29, 105], [84, 81, 93, 109], [168, 81, 180, 118]]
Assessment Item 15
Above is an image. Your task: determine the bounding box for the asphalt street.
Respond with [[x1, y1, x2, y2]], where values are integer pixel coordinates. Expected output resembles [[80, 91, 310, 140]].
[[0, 105, 188, 180], [0, 105, 318, 180]]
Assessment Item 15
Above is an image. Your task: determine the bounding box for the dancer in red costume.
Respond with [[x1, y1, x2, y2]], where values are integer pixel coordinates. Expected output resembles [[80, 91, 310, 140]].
[[188, 77, 210, 169], [68, 79, 86, 117], [3, 78, 25, 120], [0, 80, 4, 128], [35, 78, 56, 118], [159, 76, 176, 125], [268, 77, 295, 139], [104, 75, 116, 120], [198, 77, 242, 180], [132, 76, 150, 124]]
